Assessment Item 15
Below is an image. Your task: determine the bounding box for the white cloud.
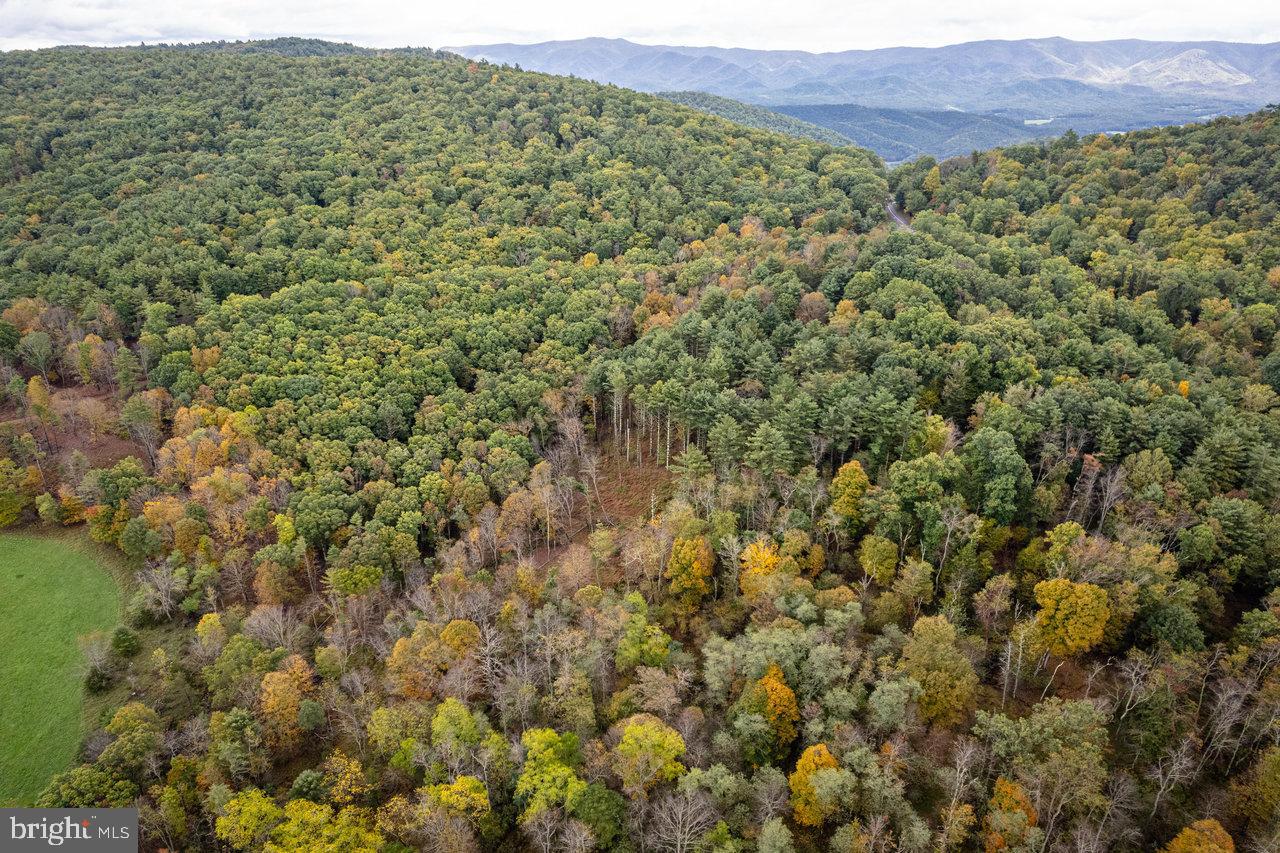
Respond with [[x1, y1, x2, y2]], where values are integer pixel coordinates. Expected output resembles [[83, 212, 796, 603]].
[[2, 0, 1278, 52]]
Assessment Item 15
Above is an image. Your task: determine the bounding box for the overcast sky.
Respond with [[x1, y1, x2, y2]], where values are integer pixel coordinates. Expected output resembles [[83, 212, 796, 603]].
[[3, 0, 1279, 53]]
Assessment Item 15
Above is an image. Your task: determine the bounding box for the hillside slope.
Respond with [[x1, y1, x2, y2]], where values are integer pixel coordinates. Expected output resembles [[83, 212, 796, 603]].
[[777, 102, 1048, 162], [2, 42, 1279, 853], [657, 91, 853, 145]]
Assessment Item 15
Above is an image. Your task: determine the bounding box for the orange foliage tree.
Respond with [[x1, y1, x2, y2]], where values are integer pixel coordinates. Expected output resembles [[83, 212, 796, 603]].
[[982, 777, 1037, 853]]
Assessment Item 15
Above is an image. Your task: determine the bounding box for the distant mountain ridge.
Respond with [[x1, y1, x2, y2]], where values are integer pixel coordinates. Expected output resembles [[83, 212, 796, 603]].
[[773, 104, 1046, 163], [448, 36, 1280, 108], [449, 36, 1280, 160], [657, 93, 1051, 163]]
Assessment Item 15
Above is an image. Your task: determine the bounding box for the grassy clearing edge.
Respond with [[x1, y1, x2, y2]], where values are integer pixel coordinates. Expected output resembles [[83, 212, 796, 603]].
[[0, 528, 127, 804]]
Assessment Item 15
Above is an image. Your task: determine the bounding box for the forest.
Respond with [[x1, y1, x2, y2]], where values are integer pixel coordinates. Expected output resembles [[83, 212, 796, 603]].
[[655, 92, 854, 148], [1, 42, 1278, 853]]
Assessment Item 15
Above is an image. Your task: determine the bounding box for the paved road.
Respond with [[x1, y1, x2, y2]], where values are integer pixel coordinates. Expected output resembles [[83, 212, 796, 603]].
[[885, 199, 914, 232]]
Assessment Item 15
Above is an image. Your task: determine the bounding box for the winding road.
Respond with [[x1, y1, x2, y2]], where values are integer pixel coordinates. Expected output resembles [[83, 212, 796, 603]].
[[885, 199, 914, 232]]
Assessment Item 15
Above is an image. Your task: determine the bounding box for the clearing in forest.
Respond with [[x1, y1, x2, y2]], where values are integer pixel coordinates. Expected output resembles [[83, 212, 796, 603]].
[[0, 532, 121, 805]]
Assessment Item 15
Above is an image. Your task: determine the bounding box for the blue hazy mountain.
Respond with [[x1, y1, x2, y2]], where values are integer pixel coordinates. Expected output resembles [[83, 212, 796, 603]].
[[450, 36, 1279, 159]]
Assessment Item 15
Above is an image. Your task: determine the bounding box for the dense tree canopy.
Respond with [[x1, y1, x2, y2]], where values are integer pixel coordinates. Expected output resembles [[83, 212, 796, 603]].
[[2, 40, 1279, 853]]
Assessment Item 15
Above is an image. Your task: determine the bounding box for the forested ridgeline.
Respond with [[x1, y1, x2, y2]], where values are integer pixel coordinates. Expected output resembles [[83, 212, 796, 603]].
[[656, 92, 856, 147], [1, 42, 1278, 853]]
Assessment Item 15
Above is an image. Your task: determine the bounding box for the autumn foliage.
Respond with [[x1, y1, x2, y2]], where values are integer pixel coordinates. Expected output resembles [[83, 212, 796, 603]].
[[790, 743, 839, 826], [1032, 578, 1110, 658]]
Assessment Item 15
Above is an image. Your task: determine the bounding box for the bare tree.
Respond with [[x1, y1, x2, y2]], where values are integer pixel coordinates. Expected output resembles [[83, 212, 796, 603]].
[[1065, 453, 1101, 525], [79, 631, 112, 679], [558, 543, 596, 596], [139, 560, 185, 619], [1083, 660, 1111, 699], [416, 807, 479, 853], [557, 410, 587, 461], [933, 502, 977, 583], [943, 738, 983, 819], [323, 685, 373, 759], [999, 615, 1031, 708], [558, 819, 595, 853], [1146, 737, 1197, 817], [495, 668, 538, 734], [475, 619, 510, 695], [648, 790, 717, 853], [243, 603, 307, 652], [715, 534, 743, 599], [674, 706, 709, 770], [863, 814, 892, 852], [219, 548, 255, 604], [471, 503, 500, 567], [973, 574, 1014, 639], [633, 666, 685, 721], [1244, 822, 1280, 853], [1069, 772, 1142, 853], [1113, 652, 1157, 722], [751, 767, 789, 824], [580, 448, 605, 524], [524, 807, 564, 853], [1095, 466, 1126, 532]]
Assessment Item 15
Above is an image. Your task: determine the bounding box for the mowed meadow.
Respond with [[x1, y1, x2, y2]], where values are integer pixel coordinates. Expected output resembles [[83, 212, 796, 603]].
[[0, 533, 120, 805]]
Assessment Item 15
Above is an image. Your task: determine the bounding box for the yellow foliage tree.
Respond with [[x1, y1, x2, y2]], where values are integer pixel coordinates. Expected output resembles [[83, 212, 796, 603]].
[[612, 713, 686, 798], [1033, 578, 1110, 657], [260, 655, 314, 755], [387, 619, 479, 699], [665, 536, 713, 614], [1230, 746, 1280, 834], [806, 542, 826, 577], [790, 743, 838, 826], [730, 662, 801, 766], [26, 375, 54, 422], [739, 538, 784, 605], [830, 460, 870, 532], [900, 615, 978, 727], [426, 775, 491, 822], [1161, 819, 1234, 853], [759, 663, 800, 752], [858, 535, 898, 586], [322, 750, 370, 807], [940, 803, 977, 850], [57, 486, 86, 525], [923, 164, 942, 195], [195, 612, 227, 652]]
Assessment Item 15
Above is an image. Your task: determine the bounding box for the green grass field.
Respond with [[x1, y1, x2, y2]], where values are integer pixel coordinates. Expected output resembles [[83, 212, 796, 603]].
[[0, 532, 121, 806]]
